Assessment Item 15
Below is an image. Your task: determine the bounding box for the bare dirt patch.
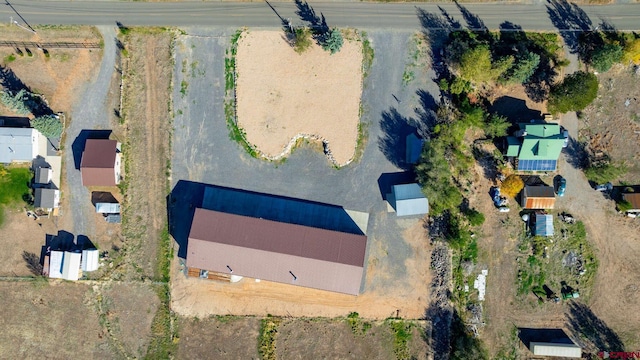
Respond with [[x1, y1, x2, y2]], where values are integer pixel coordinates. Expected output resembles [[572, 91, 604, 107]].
[[177, 316, 261, 359], [118, 29, 173, 280], [0, 282, 111, 358], [235, 30, 363, 165], [0, 25, 102, 115], [580, 65, 640, 182], [171, 220, 432, 320]]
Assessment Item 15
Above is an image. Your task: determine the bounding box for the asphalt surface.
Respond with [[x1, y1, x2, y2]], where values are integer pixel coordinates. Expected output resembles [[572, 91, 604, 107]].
[[1, 1, 640, 30], [63, 25, 117, 238], [170, 29, 436, 291]]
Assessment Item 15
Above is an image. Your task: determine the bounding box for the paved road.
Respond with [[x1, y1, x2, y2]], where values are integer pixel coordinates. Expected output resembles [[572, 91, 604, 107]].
[[63, 25, 117, 238], [1, 1, 640, 30]]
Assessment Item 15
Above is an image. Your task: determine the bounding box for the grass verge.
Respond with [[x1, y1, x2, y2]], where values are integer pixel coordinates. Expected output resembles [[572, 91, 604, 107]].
[[258, 316, 281, 360], [386, 319, 413, 360]]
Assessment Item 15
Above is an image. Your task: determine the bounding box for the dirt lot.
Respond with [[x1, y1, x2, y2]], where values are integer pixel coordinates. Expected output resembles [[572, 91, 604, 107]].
[[580, 65, 640, 182], [0, 25, 102, 116], [171, 220, 432, 320], [177, 315, 429, 360], [235, 30, 363, 165], [117, 29, 173, 279]]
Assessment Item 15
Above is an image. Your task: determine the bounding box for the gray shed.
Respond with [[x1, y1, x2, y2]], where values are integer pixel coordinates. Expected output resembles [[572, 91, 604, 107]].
[[105, 214, 121, 223], [534, 214, 554, 237], [34, 188, 60, 209], [392, 184, 429, 217], [35, 167, 52, 184], [95, 202, 121, 214]]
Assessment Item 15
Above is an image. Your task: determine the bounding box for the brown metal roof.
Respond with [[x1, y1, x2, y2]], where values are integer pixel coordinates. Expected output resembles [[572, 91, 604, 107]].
[[623, 193, 640, 211], [186, 208, 368, 295], [81, 139, 117, 186], [521, 186, 556, 209]]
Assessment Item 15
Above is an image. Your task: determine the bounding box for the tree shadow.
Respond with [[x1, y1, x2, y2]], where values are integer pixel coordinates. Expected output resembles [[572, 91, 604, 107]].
[[294, 0, 330, 44], [454, 1, 487, 32], [546, 0, 593, 54], [22, 251, 43, 276], [0, 65, 29, 94], [566, 301, 624, 352], [490, 96, 542, 123], [378, 108, 420, 171], [416, 7, 462, 79], [563, 137, 589, 169]]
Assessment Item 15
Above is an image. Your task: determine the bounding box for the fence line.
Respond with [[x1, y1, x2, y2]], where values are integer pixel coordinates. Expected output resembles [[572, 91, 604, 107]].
[[0, 41, 101, 49]]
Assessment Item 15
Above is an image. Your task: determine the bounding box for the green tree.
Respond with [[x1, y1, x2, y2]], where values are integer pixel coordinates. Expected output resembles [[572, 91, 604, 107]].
[[450, 77, 471, 95], [505, 52, 540, 84], [548, 71, 598, 114], [415, 141, 463, 215], [459, 45, 513, 84], [293, 28, 312, 54], [484, 114, 510, 138], [0, 89, 31, 115], [322, 28, 343, 54], [31, 115, 63, 139], [590, 43, 623, 72]]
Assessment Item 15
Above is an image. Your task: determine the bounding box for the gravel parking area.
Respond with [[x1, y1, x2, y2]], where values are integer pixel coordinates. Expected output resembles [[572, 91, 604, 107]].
[[171, 28, 438, 318]]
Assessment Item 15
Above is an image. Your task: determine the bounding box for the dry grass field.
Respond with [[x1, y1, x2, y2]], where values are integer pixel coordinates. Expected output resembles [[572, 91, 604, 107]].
[[235, 30, 363, 165]]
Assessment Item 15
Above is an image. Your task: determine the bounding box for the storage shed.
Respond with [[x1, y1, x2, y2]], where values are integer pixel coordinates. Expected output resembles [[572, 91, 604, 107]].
[[95, 202, 121, 214], [35, 167, 52, 185], [521, 186, 556, 209], [48, 250, 64, 279], [529, 342, 582, 358], [81, 249, 99, 272], [34, 188, 60, 210], [534, 214, 554, 237], [622, 193, 640, 214], [61, 251, 81, 281], [392, 183, 429, 217]]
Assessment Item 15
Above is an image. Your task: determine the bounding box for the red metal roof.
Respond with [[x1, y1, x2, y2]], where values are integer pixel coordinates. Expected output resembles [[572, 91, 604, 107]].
[[81, 139, 117, 186], [521, 186, 556, 209], [186, 208, 368, 295]]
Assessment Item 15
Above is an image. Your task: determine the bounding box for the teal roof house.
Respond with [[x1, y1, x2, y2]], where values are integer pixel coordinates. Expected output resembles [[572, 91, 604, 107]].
[[505, 123, 565, 171]]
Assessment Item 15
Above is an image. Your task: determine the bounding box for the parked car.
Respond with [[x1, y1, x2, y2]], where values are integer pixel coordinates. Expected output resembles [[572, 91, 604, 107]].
[[562, 128, 569, 148], [595, 182, 613, 192], [557, 177, 567, 197]]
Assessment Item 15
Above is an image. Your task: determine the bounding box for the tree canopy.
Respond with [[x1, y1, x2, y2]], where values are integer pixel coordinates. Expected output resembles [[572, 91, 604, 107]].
[[31, 115, 63, 139], [548, 71, 598, 114]]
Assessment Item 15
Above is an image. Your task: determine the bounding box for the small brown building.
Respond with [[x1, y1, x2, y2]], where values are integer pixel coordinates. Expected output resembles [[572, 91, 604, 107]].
[[623, 193, 640, 214], [521, 185, 556, 209], [80, 139, 121, 187], [186, 208, 368, 296]]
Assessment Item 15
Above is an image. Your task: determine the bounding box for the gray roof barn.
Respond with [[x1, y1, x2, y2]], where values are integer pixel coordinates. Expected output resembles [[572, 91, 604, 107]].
[[392, 183, 429, 217], [0, 128, 40, 163], [34, 188, 59, 209], [95, 202, 121, 214], [35, 167, 52, 184]]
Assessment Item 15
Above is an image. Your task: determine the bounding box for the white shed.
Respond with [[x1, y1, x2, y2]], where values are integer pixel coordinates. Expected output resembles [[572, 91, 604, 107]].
[[530, 342, 582, 358], [61, 251, 81, 281], [392, 184, 429, 217], [48, 250, 64, 279], [95, 202, 121, 214], [81, 249, 99, 272]]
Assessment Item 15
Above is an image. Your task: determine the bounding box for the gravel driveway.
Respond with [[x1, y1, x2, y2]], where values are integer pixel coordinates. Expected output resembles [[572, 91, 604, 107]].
[[171, 28, 439, 293], [63, 25, 118, 238]]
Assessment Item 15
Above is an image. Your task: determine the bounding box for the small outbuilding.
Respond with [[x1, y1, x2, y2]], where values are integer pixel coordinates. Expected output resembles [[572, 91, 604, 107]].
[[529, 342, 582, 358], [95, 202, 121, 214], [34, 188, 60, 211], [622, 193, 640, 215], [392, 183, 429, 217], [521, 185, 556, 209], [534, 214, 554, 237], [81, 249, 99, 272], [405, 133, 424, 165], [80, 139, 121, 187], [34, 166, 52, 185], [61, 251, 81, 281], [48, 250, 64, 279], [105, 214, 121, 223]]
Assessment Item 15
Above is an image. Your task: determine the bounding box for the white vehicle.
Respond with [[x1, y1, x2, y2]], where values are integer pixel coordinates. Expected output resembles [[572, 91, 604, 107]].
[[498, 206, 510, 213]]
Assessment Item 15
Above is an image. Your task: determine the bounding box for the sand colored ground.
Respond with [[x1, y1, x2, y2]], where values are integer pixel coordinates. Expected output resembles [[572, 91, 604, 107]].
[[171, 220, 432, 320], [235, 31, 363, 165]]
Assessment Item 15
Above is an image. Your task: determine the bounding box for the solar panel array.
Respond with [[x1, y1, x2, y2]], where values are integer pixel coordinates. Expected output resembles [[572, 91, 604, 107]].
[[517, 159, 557, 171]]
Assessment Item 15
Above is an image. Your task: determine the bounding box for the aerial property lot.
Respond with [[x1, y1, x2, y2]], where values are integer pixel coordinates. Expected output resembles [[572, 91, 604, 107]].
[[170, 28, 434, 319]]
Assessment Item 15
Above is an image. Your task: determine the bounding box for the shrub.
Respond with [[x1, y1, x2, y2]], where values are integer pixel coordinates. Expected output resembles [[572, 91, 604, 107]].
[[450, 77, 471, 95], [464, 208, 485, 226], [584, 162, 626, 184], [293, 27, 312, 54], [484, 114, 510, 138], [504, 52, 540, 84], [322, 28, 343, 54], [623, 38, 640, 64], [617, 199, 633, 212], [590, 43, 623, 73], [31, 115, 63, 139], [501, 174, 524, 198], [548, 71, 598, 114], [0, 89, 32, 115]]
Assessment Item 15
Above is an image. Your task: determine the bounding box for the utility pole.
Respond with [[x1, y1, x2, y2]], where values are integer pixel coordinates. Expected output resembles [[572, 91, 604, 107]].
[[6, 1, 36, 34]]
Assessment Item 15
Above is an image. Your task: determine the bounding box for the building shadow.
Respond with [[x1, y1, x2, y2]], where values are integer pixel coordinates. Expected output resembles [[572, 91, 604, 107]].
[[76, 235, 97, 250], [377, 171, 416, 201], [565, 301, 624, 352], [168, 180, 365, 259], [0, 116, 30, 127], [490, 96, 542, 124], [91, 191, 118, 206], [517, 328, 575, 348], [71, 129, 112, 170]]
